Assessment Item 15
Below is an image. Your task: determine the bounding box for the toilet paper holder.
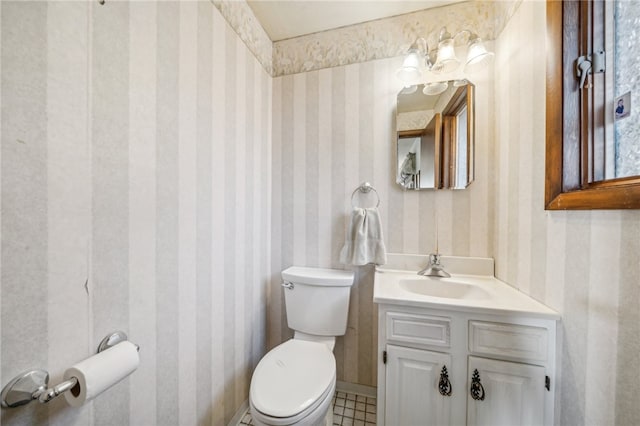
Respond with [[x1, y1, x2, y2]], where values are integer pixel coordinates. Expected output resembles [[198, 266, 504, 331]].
[[0, 331, 139, 408]]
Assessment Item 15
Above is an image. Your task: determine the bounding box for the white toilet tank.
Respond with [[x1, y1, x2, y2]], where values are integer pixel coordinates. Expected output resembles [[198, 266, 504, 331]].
[[282, 266, 354, 336]]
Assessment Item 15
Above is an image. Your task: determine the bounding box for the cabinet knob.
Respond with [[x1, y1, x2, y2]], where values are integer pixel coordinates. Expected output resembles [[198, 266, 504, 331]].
[[438, 365, 452, 396], [470, 369, 485, 401]]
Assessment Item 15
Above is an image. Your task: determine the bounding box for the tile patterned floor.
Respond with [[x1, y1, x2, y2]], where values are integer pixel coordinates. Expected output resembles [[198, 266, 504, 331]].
[[332, 391, 377, 426], [239, 390, 377, 426]]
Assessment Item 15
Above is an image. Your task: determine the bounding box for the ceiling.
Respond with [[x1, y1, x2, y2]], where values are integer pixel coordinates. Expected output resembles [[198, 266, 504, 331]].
[[247, 0, 467, 42]]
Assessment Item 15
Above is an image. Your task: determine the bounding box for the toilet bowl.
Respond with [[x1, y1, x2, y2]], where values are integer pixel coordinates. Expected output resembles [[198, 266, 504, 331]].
[[250, 339, 336, 426], [249, 267, 354, 426]]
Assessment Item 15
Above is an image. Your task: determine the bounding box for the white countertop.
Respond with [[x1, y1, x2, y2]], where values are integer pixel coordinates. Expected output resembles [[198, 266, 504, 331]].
[[373, 255, 560, 320]]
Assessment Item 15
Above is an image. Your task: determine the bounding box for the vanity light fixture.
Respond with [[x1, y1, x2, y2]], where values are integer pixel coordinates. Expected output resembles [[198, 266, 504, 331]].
[[396, 27, 494, 85], [423, 81, 449, 96], [431, 28, 459, 74], [400, 84, 419, 95], [464, 34, 495, 73], [395, 38, 429, 86]]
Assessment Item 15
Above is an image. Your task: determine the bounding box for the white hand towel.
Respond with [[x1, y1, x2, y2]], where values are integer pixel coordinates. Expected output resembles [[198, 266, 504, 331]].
[[339, 207, 387, 266]]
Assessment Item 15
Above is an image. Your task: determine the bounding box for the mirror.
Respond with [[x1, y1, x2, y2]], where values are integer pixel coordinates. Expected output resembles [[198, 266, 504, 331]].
[[396, 80, 475, 190]]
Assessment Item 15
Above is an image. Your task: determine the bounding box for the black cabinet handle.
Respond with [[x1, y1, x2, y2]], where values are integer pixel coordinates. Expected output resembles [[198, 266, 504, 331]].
[[470, 369, 485, 401], [439, 365, 452, 396]]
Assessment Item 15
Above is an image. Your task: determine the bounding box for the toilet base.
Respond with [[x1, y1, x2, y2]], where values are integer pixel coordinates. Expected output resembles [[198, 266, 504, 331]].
[[251, 408, 332, 426], [323, 408, 333, 426]]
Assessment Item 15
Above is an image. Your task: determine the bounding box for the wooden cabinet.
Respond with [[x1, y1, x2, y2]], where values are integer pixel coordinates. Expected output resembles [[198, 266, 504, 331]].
[[377, 306, 558, 426]]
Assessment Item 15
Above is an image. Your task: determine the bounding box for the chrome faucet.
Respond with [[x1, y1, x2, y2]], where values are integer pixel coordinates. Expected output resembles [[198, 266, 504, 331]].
[[418, 253, 451, 278]]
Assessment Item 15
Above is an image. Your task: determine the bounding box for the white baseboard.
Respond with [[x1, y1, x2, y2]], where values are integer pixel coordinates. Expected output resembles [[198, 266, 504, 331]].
[[336, 381, 377, 398], [228, 399, 249, 426]]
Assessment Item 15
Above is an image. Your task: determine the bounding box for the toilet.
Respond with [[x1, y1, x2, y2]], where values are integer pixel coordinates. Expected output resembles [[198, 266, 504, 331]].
[[249, 266, 355, 426]]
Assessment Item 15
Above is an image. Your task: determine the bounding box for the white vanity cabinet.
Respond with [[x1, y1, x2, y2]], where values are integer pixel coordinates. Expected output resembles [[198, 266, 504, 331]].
[[376, 305, 558, 426], [385, 345, 452, 425], [466, 356, 545, 426]]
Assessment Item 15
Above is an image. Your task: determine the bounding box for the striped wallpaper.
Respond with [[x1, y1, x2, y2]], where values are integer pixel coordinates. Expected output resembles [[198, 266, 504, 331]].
[[494, 2, 640, 425], [1, 0, 639, 425], [0, 1, 271, 426], [270, 2, 640, 425], [269, 57, 495, 387]]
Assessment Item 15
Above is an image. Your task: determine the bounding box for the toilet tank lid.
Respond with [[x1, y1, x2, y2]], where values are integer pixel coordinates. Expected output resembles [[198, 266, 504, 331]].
[[282, 266, 354, 287]]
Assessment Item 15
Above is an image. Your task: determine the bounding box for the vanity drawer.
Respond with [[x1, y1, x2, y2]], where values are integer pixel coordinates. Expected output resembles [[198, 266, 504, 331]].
[[385, 312, 451, 348], [469, 321, 548, 362]]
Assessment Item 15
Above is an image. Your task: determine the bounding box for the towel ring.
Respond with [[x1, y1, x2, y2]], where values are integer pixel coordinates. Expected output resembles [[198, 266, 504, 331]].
[[351, 182, 381, 208]]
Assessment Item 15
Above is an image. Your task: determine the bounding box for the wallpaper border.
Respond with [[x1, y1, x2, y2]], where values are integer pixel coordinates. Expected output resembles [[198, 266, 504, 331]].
[[212, 0, 522, 77]]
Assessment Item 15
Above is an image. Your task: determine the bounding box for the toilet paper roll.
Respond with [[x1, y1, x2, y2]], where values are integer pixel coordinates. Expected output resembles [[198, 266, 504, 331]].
[[63, 341, 139, 407]]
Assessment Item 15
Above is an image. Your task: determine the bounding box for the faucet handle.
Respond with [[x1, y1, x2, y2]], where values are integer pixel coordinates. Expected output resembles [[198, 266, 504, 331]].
[[429, 253, 442, 265]]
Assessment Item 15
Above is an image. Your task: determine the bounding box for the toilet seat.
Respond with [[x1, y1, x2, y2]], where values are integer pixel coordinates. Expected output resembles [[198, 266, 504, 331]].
[[250, 339, 336, 422], [250, 374, 335, 426]]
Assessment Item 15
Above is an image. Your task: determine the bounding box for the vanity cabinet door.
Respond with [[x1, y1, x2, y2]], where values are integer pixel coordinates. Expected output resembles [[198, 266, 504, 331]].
[[385, 345, 452, 426], [466, 356, 545, 426]]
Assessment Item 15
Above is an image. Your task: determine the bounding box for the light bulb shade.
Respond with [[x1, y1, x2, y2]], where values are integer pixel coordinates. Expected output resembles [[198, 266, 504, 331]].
[[396, 50, 423, 84], [401, 50, 421, 69], [464, 38, 494, 73], [423, 81, 448, 96], [400, 85, 418, 94], [432, 38, 460, 74]]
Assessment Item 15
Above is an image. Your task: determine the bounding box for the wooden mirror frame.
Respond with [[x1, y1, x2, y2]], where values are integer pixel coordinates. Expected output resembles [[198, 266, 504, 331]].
[[545, 0, 640, 210], [396, 82, 474, 190]]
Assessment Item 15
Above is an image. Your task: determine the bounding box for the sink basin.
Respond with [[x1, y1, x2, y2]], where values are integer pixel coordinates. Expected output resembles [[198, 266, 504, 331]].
[[399, 278, 490, 300], [374, 254, 561, 318]]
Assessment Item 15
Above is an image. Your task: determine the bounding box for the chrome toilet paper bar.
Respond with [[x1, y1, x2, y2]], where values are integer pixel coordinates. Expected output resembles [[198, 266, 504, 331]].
[[0, 331, 139, 408]]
